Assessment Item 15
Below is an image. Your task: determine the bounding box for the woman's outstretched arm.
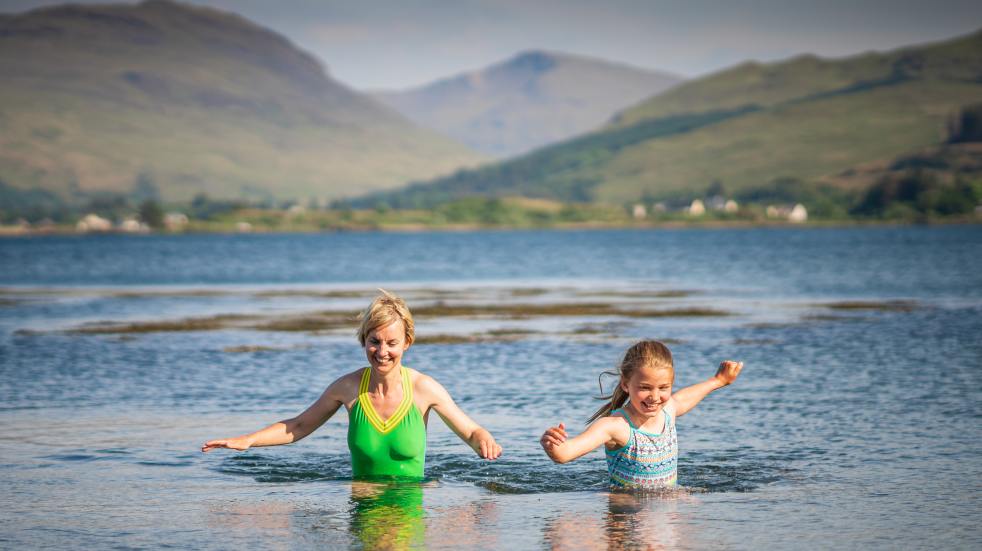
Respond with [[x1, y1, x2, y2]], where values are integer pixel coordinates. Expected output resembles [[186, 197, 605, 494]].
[[417, 373, 502, 459], [201, 374, 351, 452]]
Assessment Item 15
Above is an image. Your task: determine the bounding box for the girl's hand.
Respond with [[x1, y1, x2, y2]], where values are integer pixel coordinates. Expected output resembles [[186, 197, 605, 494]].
[[540, 422, 568, 450], [714, 361, 744, 386], [201, 436, 252, 453]]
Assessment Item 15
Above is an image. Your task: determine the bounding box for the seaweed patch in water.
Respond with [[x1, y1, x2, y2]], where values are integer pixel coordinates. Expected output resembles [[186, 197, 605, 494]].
[[801, 314, 855, 321], [413, 302, 729, 319], [414, 334, 482, 345], [508, 288, 550, 297], [252, 289, 374, 299], [732, 338, 780, 345], [223, 345, 289, 353], [415, 328, 542, 345], [61, 300, 731, 336], [110, 289, 233, 299], [252, 313, 354, 332], [69, 313, 260, 334], [575, 289, 698, 299], [819, 300, 919, 312]]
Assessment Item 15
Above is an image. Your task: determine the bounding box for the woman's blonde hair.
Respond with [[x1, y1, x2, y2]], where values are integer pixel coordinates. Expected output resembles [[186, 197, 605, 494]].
[[357, 289, 415, 347], [588, 340, 674, 424]]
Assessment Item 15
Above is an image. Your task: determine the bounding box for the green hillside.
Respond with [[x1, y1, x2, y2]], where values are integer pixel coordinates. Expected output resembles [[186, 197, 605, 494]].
[[0, 0, 481, 204], [358, 29, 982, 208]]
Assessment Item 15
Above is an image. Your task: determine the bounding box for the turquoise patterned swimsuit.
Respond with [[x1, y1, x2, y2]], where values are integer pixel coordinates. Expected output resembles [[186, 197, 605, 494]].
[[605, 408, 678, 488]]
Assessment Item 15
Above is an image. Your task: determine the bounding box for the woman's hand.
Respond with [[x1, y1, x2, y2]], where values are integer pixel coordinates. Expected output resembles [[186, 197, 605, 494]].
[[472, 428, 502, 460], [201, 436, 252, 453], [713, 360, 744, 386], [540, 422, 568, 451]]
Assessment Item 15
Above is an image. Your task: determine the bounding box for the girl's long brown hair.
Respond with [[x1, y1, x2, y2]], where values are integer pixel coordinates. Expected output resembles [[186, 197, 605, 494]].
[[587, 340, 674, 424]]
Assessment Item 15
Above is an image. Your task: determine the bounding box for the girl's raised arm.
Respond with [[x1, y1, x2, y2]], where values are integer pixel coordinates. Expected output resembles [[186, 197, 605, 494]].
[[670, 360, 743, 417], [201, 375, 351, 452]]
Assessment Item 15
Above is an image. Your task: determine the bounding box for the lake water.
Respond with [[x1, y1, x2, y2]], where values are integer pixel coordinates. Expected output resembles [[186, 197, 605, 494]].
[[1, 226, 981, 549]]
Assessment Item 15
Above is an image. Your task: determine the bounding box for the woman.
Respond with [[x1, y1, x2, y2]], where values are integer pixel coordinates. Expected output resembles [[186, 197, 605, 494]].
[[202, 290, 501, 478]]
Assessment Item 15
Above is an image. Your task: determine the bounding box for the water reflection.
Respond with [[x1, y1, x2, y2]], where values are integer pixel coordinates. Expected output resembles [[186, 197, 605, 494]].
[[207, 499, 312, 550], [544, 490, 689, 550], [349, 482, 426, 550]]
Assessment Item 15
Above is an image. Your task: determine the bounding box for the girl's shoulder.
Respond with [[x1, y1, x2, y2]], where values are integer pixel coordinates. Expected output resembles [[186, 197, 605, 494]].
[[664, 398, 678, 419], [604, 410, 630, 424], [596, 413, 632, 448]]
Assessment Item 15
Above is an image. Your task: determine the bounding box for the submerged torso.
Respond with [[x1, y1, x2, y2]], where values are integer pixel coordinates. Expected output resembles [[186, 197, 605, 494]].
[[347, 366, 426, 479]]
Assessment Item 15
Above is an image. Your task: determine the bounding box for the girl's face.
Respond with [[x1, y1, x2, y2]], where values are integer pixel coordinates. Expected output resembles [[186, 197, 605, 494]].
[[364, 319, 409, 374], [621, 366, 674, 418]]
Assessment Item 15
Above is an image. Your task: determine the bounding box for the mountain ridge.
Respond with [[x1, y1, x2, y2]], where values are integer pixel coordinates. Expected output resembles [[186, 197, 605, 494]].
[[373, 50, 683, 157], [356, 28, 982, 208]]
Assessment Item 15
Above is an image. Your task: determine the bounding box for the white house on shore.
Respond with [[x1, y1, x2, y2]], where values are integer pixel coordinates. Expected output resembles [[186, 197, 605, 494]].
[[164, 212, 188, 231], [766, 204, 808, 223], [686, 199, 706, 216], [76, 214, 112, 232], [118, 218, 150, 233], [788, 204, 808, 223]]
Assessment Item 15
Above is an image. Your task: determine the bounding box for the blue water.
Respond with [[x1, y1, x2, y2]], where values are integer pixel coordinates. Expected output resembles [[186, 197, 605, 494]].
[[1, 226, 981, 549]]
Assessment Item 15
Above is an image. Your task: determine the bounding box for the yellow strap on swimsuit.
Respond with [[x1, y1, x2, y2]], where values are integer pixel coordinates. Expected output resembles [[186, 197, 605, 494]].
[[347, 366, 426, 479]]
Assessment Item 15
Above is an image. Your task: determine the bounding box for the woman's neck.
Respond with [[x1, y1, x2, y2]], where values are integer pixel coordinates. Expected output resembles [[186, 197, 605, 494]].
[[369, 364, 403, 395]]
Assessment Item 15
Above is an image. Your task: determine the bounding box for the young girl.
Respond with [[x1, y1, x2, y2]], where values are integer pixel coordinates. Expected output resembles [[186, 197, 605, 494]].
[[540, 340, 743, 488]]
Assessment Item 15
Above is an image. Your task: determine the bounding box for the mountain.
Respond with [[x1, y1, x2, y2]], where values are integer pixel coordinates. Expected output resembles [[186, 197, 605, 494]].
[[0, 0, 482, 204], [372, 51, 682, 158], [357, 29, 982, 208]]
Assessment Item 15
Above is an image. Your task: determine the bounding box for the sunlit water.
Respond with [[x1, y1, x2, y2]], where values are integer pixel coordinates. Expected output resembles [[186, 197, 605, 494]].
[[1, 227, 981, 549]]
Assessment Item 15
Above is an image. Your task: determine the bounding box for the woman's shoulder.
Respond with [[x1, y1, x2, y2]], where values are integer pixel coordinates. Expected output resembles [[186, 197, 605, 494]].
[[406, 368, 454, 404], [325, 368, 366, 398], [337, 367, 368, 383], [406, 367, 438, 391]]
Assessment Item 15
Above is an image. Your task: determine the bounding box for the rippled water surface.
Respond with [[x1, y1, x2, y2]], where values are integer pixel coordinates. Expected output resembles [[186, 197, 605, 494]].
[[1, 227, 981, 549]]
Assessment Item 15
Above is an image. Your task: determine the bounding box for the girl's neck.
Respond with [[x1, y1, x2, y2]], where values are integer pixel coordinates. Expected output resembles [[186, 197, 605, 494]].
[[624, 402, 663, 432]]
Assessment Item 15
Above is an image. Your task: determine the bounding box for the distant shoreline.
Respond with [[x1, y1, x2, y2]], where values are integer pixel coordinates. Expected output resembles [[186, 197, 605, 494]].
[[2, 217, 978, 238]]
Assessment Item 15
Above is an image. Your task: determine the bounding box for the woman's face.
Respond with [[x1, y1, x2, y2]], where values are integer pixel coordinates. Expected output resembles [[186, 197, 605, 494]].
[[364, 319, 409, 374]]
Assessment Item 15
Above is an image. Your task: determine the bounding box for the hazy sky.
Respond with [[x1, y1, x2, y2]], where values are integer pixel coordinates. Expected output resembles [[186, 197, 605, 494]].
[[4, 0, 982, 90]]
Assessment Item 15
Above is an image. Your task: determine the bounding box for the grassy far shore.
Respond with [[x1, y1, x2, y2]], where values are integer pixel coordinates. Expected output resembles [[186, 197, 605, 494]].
[[1, 199, 980, 236], [3, 169, 981, 235]]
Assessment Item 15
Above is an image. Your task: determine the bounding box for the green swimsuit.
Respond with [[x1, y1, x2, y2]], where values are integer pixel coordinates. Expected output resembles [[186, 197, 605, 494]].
[[347, 366, 426, 479]]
